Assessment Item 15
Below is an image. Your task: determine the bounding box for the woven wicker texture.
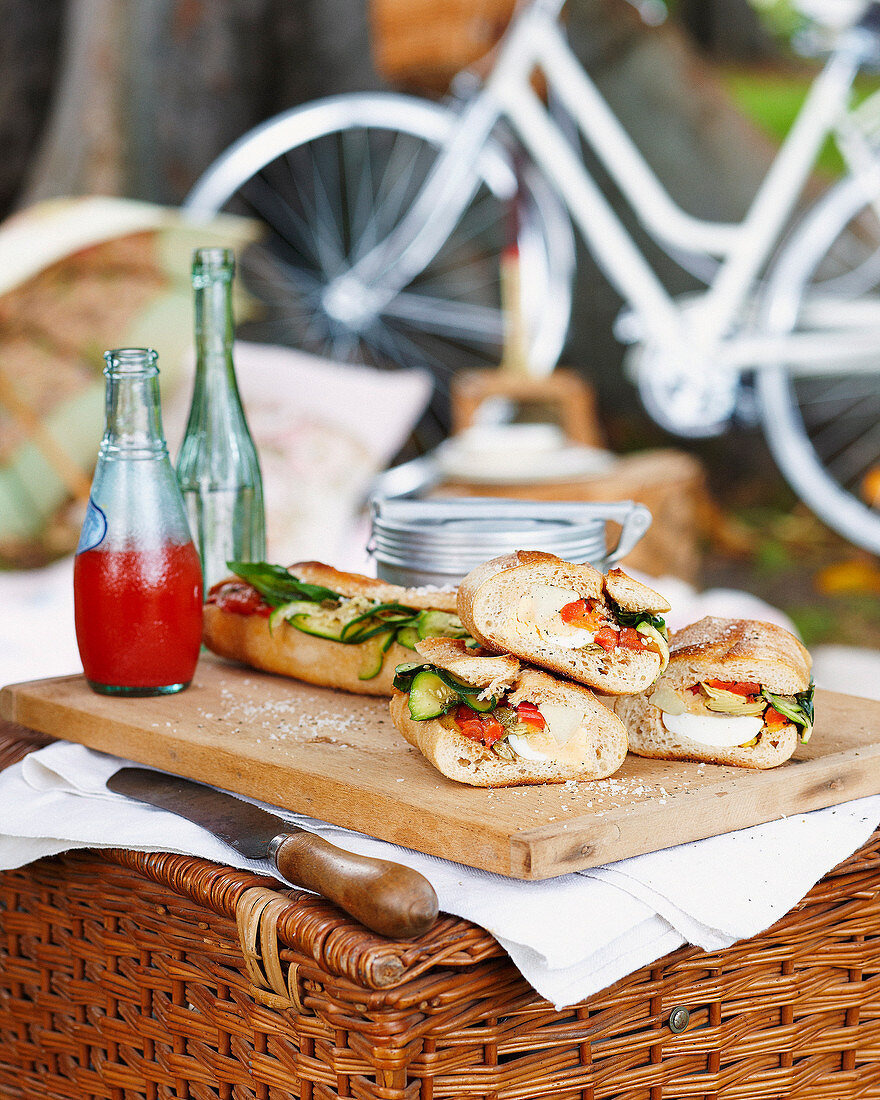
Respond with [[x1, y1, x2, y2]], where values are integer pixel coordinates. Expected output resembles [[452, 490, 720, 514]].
[[0, 721, 878, 1099]]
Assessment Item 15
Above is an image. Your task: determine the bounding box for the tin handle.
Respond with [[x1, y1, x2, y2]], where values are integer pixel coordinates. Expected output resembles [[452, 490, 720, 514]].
[[601, 501, 652, 568]]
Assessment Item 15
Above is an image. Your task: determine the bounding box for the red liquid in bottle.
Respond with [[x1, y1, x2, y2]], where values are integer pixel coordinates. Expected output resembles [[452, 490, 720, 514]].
[[74, 540, 203, 692]]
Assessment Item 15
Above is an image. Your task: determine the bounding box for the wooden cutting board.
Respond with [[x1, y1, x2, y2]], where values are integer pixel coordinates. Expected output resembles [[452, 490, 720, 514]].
[[3, 656, 879, 879]]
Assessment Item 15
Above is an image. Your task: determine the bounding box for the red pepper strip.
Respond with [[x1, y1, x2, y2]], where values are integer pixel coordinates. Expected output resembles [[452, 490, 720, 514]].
[[560, 598, 606, 632], [454, 704, 506, 746], [516, 701, 546, 729], [705, 679, 762, 697], [479, 715, 506, 746], [207, 581, 272, 617], [560, 598, 591, 625], [763, 706, 788, 729], [594, 626, 620, 652]]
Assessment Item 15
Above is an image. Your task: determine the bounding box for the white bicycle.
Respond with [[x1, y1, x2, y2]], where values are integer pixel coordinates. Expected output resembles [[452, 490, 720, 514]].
[[185, 0, 880, 553]]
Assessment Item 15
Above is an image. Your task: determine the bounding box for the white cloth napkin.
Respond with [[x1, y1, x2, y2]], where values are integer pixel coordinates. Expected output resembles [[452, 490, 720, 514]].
[[4, 739, 879, 1009]]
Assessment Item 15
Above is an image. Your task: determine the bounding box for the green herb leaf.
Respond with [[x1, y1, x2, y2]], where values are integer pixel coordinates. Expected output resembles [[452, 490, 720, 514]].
[[605, 596, 668, 637], [762, 681, 815, 743], [228, 561, 341, 606]]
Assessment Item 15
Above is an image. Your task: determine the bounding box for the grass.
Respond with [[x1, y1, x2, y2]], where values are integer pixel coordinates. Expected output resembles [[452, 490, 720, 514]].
[[721, 67, 880, 177]]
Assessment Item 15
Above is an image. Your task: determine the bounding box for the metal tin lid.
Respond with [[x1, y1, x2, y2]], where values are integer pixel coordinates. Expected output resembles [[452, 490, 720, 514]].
[[368, 497, 652, 585]]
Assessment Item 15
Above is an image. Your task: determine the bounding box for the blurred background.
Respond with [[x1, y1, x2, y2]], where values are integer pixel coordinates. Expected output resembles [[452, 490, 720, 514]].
[[2, 0, 879, 672]]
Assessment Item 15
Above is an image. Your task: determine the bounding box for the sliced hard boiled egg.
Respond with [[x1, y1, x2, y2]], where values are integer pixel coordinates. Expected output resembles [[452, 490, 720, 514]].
[[506, 703, 590, 763], [537, 702, 582, 746], [661, 711, 763, 748], [506, 733, 551, 761], [509, 585, 595, 649]]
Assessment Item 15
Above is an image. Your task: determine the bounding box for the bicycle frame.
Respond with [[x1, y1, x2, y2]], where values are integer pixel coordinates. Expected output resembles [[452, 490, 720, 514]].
[[349, 0, 880, 377]]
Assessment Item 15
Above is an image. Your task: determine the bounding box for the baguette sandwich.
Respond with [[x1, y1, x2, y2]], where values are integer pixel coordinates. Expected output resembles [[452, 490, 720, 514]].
[[457, 550, 671, 695], [613, 616, 815, 769], [389, 637, 628, 787], [203, 560, 473, 696]]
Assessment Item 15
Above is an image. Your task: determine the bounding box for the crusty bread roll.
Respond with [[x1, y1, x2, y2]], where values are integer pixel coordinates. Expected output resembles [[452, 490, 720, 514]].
[[457, 550, 671, 695], [612, 616, 812, 769], [203, 561, 460, 696], [390, 639, 628, 787]]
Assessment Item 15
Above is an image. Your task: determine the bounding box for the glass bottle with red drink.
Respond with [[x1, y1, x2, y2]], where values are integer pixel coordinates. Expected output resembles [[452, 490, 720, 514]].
[[74, 348, 203, 696]]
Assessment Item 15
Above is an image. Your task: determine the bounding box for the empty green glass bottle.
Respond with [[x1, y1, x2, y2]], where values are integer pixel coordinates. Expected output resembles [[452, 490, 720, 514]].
[[176, 248, 266, 592]]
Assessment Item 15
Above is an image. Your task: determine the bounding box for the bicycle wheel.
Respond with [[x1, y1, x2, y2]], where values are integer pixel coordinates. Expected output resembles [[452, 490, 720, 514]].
[[758, 172, 880, 552], [184, 93, 574, 401]]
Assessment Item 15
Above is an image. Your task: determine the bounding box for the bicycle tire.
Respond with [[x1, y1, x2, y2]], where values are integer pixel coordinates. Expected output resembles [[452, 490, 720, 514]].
[[758, 171, 880, 552], [183, 93, 575, 413]]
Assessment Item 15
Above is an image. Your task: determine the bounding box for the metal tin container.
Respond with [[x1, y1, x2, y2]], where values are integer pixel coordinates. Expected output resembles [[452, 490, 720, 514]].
[[368, 497, 652, 587]]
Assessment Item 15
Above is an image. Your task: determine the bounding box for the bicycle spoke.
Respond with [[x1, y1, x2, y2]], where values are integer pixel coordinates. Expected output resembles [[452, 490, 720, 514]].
[[361, 132, 427, 256], [381, 291, 504, 341], [281, 147, 345, 276], [237, 174, 322, 269], [795, 375, 880, 412], [345, 129, 378, 260], [309, 140, 347, 272], [821, 419, 880, 489], [242, 246, 323, 301]]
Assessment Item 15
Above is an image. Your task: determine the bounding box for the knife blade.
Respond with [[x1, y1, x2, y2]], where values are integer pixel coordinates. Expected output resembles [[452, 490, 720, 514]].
[[106, 767, 438, 939]]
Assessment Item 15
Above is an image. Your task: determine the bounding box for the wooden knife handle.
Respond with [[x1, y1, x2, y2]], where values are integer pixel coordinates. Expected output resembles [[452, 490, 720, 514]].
[[273, 831, 439, 939]]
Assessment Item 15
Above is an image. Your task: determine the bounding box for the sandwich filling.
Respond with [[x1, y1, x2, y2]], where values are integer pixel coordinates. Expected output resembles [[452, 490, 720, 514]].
[[207, 561, 474, 681], [508, 585, 670, 667], [393, 661, 593, 765], [648, 678, 815, 747]]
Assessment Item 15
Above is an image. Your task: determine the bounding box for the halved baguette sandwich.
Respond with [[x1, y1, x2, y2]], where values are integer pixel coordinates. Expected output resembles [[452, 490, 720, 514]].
[[389, 637, 628, 787], [613, 616, 815, 769], [203, 561, 473, 695], [457, 550, 671, 695]]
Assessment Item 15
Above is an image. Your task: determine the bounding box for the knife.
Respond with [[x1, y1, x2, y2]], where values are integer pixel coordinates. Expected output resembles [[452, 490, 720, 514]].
[[106, 767, 438, 939]]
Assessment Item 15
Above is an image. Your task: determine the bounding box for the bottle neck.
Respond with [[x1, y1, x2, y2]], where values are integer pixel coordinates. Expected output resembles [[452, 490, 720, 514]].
[[101, 357, 167, 459], [194, 271, 235, 372]]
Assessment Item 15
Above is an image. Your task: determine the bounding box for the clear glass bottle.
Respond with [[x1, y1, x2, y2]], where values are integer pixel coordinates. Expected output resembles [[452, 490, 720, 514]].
[[176, 247, 266, 592], [73, 348, 203, 696]]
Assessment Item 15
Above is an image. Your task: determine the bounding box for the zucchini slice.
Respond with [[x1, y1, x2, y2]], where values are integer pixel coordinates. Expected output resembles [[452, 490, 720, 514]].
[[358, 634, 392, 680], [287, 611, 350, 640], [407, 670, 461, 720], [417, 610, 470, 640], [395, 625, 421, 650], [267, 600, 320, 634]]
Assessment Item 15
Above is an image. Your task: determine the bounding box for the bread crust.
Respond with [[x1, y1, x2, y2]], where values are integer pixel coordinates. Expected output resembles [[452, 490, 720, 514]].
[[203, 602, 414, 696], [290, 561, 458, 612], [456, 551, 669, 695], [665, 616, 811, 695], [390, 664, 628, 787], [613, 692, 799, 769], [413, 637, 520, 694]]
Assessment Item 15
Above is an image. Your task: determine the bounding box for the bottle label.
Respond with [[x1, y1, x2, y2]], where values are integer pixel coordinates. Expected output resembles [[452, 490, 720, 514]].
[[76, 498, 108, 554]]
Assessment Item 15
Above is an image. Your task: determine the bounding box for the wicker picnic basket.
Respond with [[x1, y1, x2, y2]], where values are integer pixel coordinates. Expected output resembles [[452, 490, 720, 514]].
[[369, 0, 517, 91], [0, 719, 878, 1099]]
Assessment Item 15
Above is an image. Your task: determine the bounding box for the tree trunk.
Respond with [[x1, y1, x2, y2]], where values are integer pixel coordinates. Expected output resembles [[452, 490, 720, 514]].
[[19, 0, 127, 205], [17, 0, 385, 209], [0, 0, 65, 216]]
